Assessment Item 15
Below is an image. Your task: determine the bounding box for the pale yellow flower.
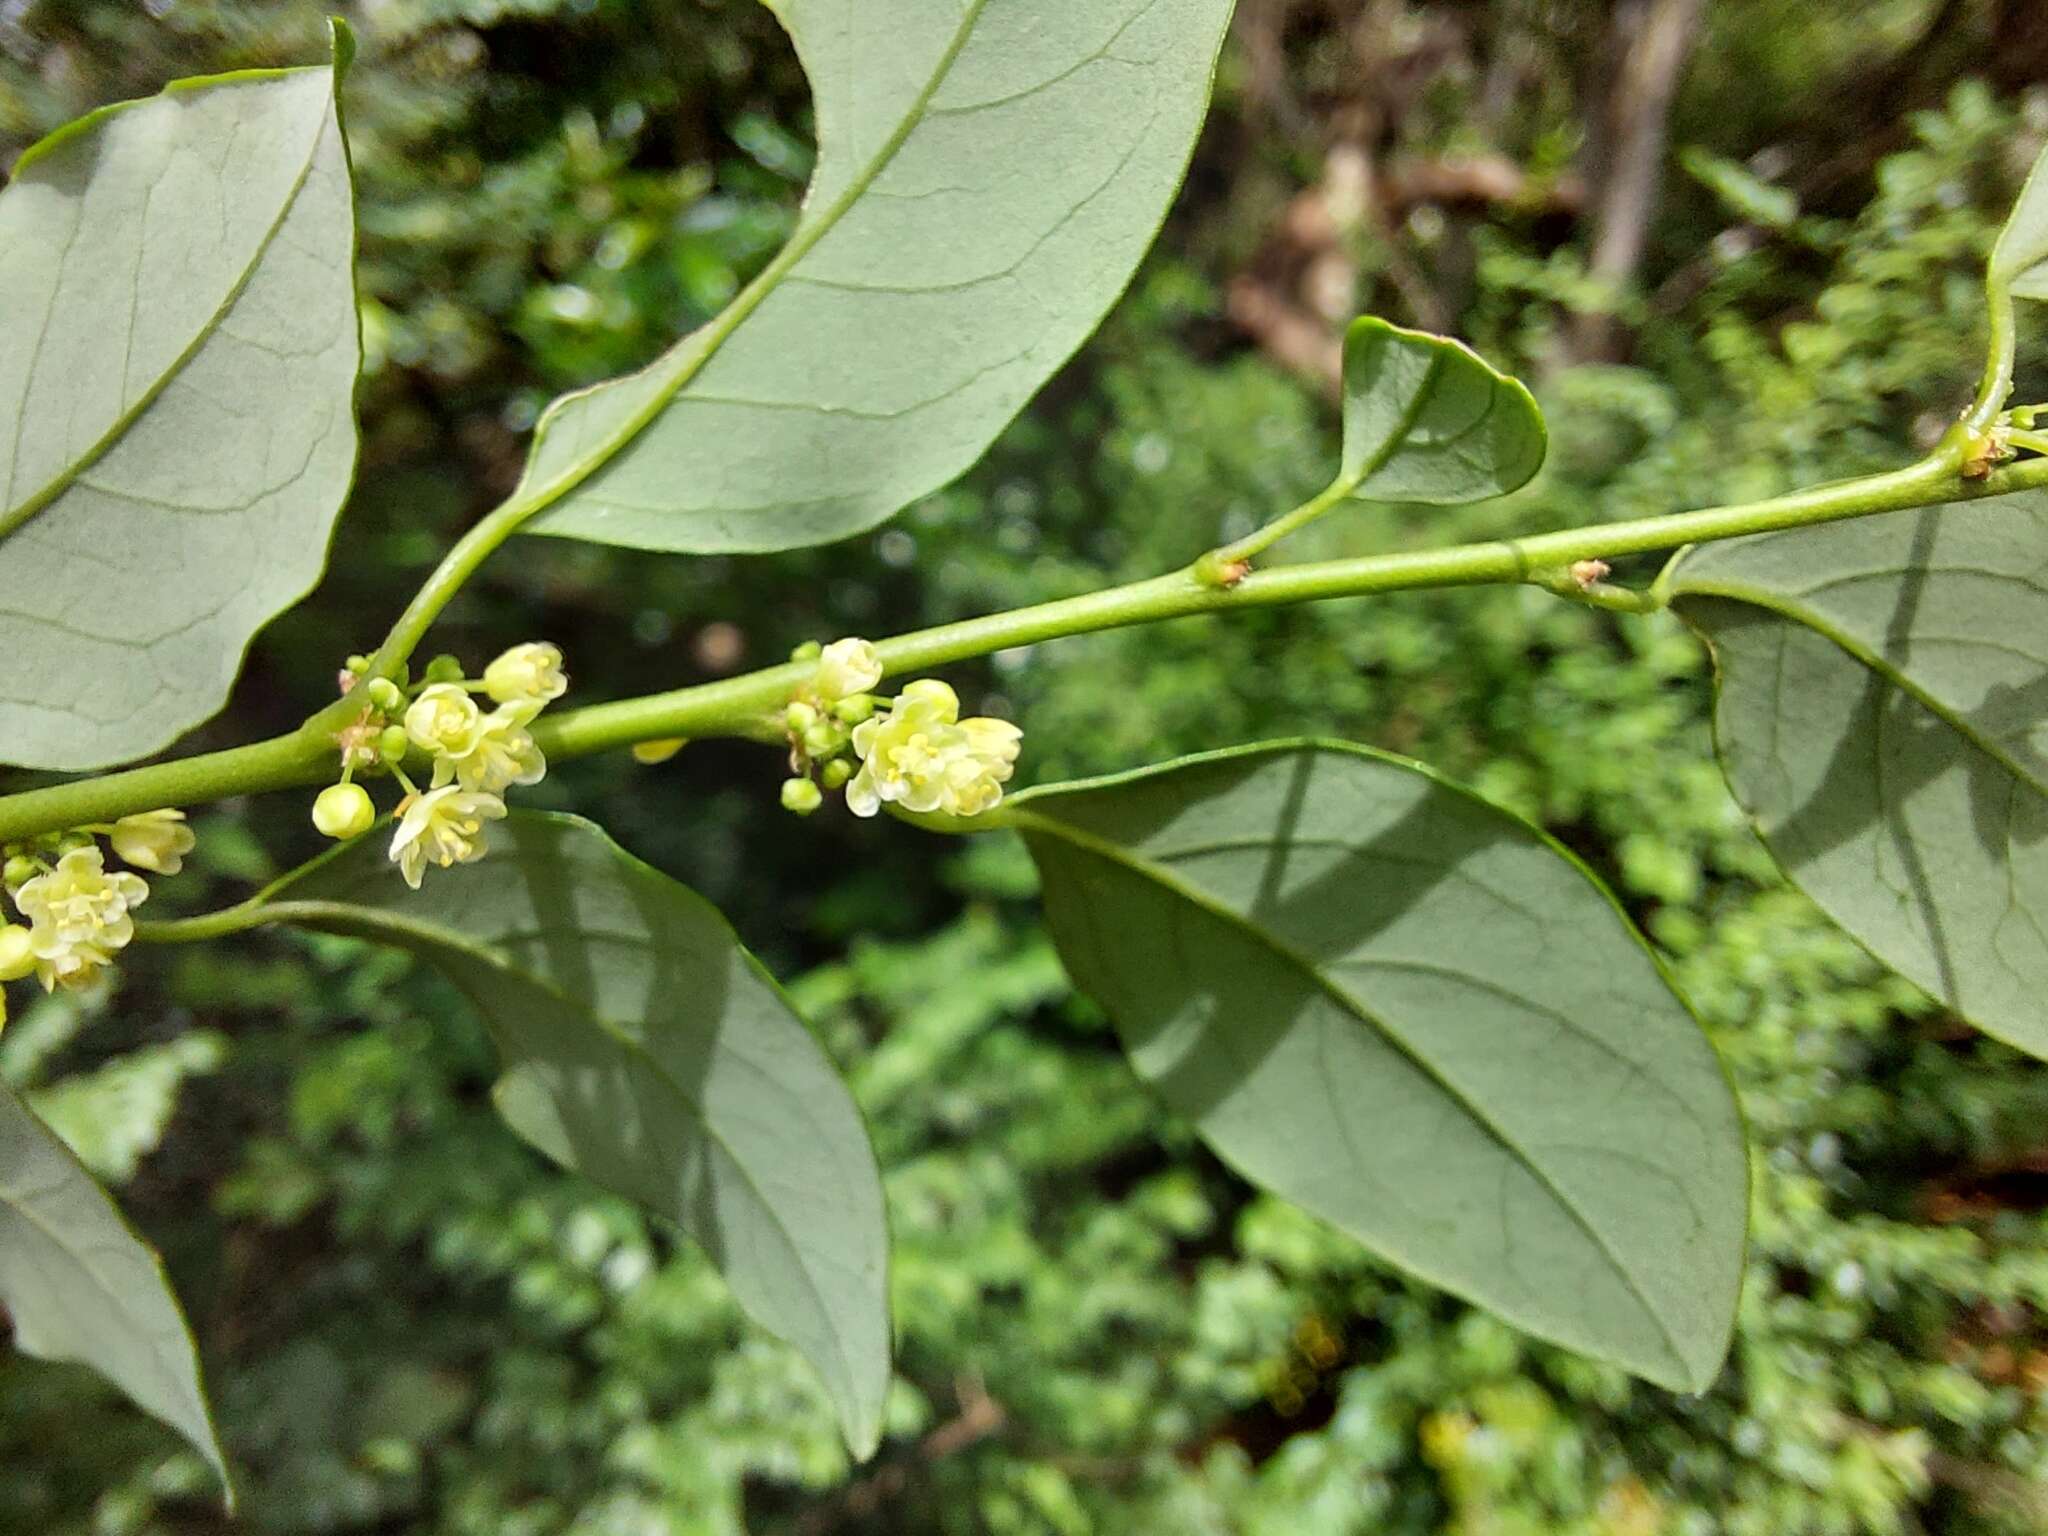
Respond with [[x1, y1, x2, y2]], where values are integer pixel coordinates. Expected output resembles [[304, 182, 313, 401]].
[[11, 846, 148, 990], [109, 808, 195, 875], [405, 683, 488, 760], [842, 680, 1022, 820], [435, 702, 547, 794], [814, 638, 883, 701], [388, 787, 506, 890], [483, 641, 568, 706], [942, 716, 1024, 816]]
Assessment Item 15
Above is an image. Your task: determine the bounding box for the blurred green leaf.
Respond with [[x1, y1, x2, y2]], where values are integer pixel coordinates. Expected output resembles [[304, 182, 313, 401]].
[[0, 31, 360, 770], [1008, 742, 1746, 1391], [523, 0, 1236, 554], [0, 1079, 229, 1499], [1672, 493, 2048, 1061], [28, 1034, 227, 1183], [275, 813, 892, 1456], [1335, 317, 1545, 505]]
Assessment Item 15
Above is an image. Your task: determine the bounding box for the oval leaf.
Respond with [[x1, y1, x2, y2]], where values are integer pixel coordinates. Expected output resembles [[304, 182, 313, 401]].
[[273, 813, 891, 1455], [1671, 492, 2048, 1061], [0, 1079, 230, 1499], [1992, 139, 2048, 302], [1335, 316, 1545, 504], [1006, 742, 1745, 1392], [0, 34, 361, 771], [521, 0, 1234, 554]]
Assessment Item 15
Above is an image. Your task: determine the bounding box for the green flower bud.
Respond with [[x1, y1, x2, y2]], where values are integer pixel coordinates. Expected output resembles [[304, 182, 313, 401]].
[[802, 721, 846, 759], [54, 831, 93, 855], [3, 855, 39, 891], [312, 783, 378, 841], [780, 778, 824, 816], [344, 654, 372, 675], [379, 724, 412, 764], [0, 924, 34, 983], [784, 701, 821, 733], [820, 759, 853, 791], [789, 640, 824, 663], [832, 694, 876, 725], [366, 677, 405, 712], [423, 654, 466, 686]]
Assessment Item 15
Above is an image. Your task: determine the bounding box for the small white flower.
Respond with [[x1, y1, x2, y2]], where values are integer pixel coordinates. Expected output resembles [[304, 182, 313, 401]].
[[108, 808, 195, 875], [405, 683, 488, 760], [12, 846, 148, 991], [388, 787, 507, 890], [483, 641, 569, 706], [813, 638, 883, 701], [842, 680, 1023, 820], [438, 702, 547, 795]]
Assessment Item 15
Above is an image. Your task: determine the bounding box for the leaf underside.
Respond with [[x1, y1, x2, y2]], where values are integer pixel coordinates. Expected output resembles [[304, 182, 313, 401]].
[[0, 54, 360, 771], [0, 1079, 231, 1497], [1673, 492, 2048, 1062], [1991, 138, 2048, 301], [1337, 316, 1546, 504], [279, 813, 892, 1455], [522, 0, 1235, 554], [1011, 742, 1747, 1392]]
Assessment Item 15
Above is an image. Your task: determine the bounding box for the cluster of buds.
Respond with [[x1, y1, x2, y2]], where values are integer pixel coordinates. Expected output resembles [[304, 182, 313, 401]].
[[0, 809, 195, 1016], [312, 642, 568, 890], [768, 638, 1023, 822]]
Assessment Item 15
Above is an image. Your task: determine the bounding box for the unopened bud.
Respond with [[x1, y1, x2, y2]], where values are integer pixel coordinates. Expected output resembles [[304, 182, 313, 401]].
[[0, 924, 33, 983], [833, 694, 875, 725], [820, 759, 853, 791], [789, 640, 824, 663], [379, 724, 411, 763], [632, 738, 688, 766], [4, 855, 39, 891], [780, 778, 824, 816], [423, 654, 466, 686], [312, 783, 378, 841], [366, 677, 405, 712], [803, 721, 846, 759], [784, 701, 820, 733]]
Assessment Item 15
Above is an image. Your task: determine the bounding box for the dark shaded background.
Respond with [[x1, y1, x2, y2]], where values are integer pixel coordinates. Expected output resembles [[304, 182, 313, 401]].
[[4, 1, 2048, 1530]]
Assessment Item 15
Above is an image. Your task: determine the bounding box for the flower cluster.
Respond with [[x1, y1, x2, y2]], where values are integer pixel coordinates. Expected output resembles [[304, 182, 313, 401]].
[[0, 809, 195, 1010], [755, 638, 1023, 823], [310, 641, 568, 891]]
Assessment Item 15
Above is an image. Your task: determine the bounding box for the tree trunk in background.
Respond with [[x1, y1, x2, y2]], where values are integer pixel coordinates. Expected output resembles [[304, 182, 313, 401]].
[[1566, 0, 1708, 364]]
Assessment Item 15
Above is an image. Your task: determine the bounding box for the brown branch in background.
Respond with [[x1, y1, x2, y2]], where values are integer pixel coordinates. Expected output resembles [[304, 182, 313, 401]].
[[793, 1375, 1006, 1536], [1564, 0, 1708, 364]]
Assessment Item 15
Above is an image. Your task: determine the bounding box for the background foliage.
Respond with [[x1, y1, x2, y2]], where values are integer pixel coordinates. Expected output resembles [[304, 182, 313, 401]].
[[3, 1, 2048, 1531]]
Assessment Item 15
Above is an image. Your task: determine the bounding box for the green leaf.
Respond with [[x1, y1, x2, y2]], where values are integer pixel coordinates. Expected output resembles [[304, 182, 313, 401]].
[[1334, 317, 1546, 504], [1670, 493, 2048, 1062], [0, 27, 360, 771], [272, 812, 892, 1454], [0, 1078, 231, 1499], [1006, 742, 1746, 1392], [1991, 139, 2048, 302], [520, 0, 1235, 554]]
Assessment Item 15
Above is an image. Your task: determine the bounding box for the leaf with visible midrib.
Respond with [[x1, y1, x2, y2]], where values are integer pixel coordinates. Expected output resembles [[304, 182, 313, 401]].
[[1008, 742, 1747, 1392], [1671, 492, 2048, 1062], [518, 0, 1235, 555], [0, 29, 360, 771], [1991, 139, 2048, 302], [272, 813, 892, 1455], [0, 1079, 231, 1500], [1335, 317, 1545, 505]]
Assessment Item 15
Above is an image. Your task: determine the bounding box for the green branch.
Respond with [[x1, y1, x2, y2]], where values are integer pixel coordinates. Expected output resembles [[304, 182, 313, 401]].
[[4, 441, 2043, 846]]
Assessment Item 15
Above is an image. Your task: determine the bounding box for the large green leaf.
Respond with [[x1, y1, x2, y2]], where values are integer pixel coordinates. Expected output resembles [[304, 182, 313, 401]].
[[1005, 743, 1746, 1392], [1670, 493, 2048, 1061], [1991, 139, 2048, 302], [521, 0, 1234, 554], [0, 31, 360, 772], [1335, 317, 1545, 504], [0, 1078, 230, 1498], [271, 813, 892, 1454]]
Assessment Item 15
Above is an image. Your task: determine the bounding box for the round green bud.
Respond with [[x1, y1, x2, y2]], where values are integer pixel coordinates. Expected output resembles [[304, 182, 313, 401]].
[[366, 677, 405, 712], [802, 722, 846, 758], [54, 832, 93, 855], [378, 724, 411, 764], [312, 783, 378, 841], [832, 694, 875, 725], [789, 640, 824, 663], [344, 654, 372, 675], [780, 778, 824, 817], [0, 924, 34, 983], [784, 701, 821, 733], [819, 759, 854, 791], [3, 855, 39, 891], [423, 654, 466, 686]]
